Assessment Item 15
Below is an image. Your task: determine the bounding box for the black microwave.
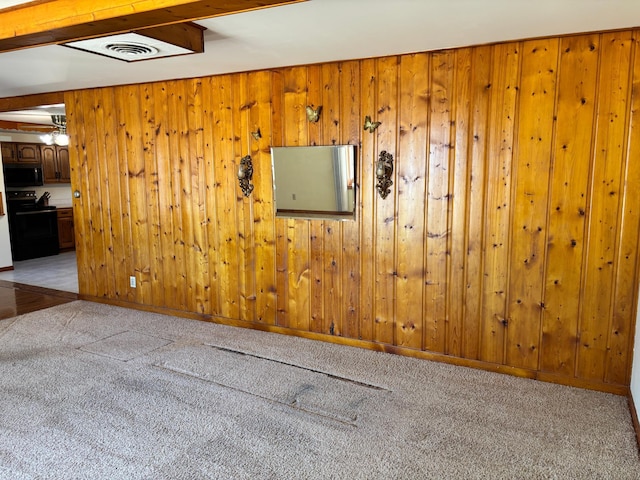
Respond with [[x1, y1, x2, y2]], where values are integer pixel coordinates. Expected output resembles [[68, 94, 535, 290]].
[[3, 163, 44, 187]]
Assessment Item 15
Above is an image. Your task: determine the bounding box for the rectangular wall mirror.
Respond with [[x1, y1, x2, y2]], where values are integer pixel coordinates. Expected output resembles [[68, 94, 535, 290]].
[[271, 145, 356, 220]]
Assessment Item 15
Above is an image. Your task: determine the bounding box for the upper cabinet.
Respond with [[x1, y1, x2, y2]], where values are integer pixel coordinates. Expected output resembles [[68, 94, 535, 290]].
[[1, 142, 42, 164], [1, 142, 70, 183], [1, 143, 16, 162], [41, 145, 70, 183], [15, 143, 41, 163]]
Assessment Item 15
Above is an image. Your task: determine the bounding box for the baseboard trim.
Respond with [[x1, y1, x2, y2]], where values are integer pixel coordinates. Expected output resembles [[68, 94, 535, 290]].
[[79, 293, 629, 396], [79, 294, 212, 324], [0, 265, 14, 272], [629, 394, 640, 454]]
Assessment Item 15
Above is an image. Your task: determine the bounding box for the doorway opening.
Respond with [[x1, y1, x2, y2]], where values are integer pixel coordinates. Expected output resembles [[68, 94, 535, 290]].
[[0, 102, 79, 294]]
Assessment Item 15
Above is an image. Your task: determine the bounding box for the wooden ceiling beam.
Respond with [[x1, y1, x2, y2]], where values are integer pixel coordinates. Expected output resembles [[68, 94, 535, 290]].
[[0, 0, 305, 52], [0, 120, 55, 132], [0, 91, 65, 113]]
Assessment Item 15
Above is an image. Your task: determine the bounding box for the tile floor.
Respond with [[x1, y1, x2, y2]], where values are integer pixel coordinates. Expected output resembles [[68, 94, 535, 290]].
[[0, 251, 78, 293]]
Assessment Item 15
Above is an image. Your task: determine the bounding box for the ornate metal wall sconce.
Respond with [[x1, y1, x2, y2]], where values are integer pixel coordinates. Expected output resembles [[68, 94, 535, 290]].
[[306, 105, 322, 123], [237, 155, 254, 197], [375, 150, 394, 199]]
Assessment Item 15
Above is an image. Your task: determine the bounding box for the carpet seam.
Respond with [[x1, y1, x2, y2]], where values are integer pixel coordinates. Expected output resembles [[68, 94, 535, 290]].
[[151, 363, 360, 427], [203, 342, 392, 393]]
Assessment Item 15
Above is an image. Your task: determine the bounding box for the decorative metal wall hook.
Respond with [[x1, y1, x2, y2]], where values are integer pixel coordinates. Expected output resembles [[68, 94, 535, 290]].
[[237, 155, 254, 197], [251, 128, 262, 140], [363, 115, 381, 133], [375, 150, 394, 199], [306, 105, 322, 123]]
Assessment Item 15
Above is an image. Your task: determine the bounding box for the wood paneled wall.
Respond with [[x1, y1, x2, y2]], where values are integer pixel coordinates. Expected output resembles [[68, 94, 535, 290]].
[[66, 29, 640, 394]]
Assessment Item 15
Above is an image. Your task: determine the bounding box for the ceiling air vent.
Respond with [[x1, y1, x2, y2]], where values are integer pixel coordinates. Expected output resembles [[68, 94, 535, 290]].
[[61, 23, 205, 62], [104, 42, 159, 58]]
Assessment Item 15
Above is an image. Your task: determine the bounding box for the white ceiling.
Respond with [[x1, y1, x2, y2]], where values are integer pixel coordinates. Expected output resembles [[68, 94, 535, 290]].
[[0, 0, 639, 122]]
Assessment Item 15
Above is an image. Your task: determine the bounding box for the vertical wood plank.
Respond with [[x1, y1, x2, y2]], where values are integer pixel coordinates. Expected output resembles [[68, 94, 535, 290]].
[[211, 75, 241, 319], [540, 34, 599, 375], [81, 89, 109, 299], [283, 67, 311, 331], [449, 47, 472, 357], [577, 31, 632, 381], [374, 56, 399, 345], [153, 82, 178, 311], [123, 85, 151, 304], [272, 70, 289, 328], [479, 42, 520, 364], [359, 58, 377, 342], [340, 60, 362, 340], [202, 76, 221, 315], [186, 77, 210, 315], [164, 81, 187, 310], [89, 88, 117, 300], [64, 91, 92, 297], [113, 88, 136, 304], [605, 35, 640, 385], [506, 38, 559, 370], [463, 45, 492, 359], [425, 51, 454, 354], [321, 62, 343, 336], [286, 220, 311, 331], [250, 70, 277, 325], [235, 72, 257, 322], [175, 81, 197, 313], [140, 83, 164, 307], [95, 88, 128, 300], [396, 53, 428, 350], [307, 64, 325, 333]]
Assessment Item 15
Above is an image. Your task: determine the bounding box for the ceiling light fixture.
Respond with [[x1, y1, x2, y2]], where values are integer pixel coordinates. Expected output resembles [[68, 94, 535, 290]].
[[40, 115, 69, 146]]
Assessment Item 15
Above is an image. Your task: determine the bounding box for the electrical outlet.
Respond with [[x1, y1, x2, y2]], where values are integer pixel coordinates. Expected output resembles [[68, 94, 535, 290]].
[[129, 276, 136, 288]]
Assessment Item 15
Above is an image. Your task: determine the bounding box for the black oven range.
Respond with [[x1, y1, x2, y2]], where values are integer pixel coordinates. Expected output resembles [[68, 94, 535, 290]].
[[6, 191, 59, 261]]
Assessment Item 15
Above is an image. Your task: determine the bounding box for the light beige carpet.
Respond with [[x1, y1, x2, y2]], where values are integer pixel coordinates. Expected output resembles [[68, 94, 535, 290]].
[[0, 300, 638, 479]]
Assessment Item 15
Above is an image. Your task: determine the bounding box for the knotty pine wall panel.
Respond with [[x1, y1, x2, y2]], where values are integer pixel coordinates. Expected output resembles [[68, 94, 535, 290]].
[[578, 32, 633, 383], [479, 42, 519, 365], [448, 47, 473, 359], [339, 61, 362, 341], [461, 45, 492, 360], [359, 58, 377, 344], [539, 34, 599, 379], [373, 56, 399, 347], [610, 35, 640, 386], [319, 63, 341, 337], [247, 71, 278, 326], [396, 53, 428, 351], [66, 29, 640, 394], [507, 38, 558, 371]]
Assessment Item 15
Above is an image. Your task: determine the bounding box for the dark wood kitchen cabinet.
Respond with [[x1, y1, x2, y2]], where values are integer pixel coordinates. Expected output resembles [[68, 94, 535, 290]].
[[1, 142, 41, 164], [57, 208, 75, 250], [1, 143, 16, 162], [15, 143, 41, 163], [41, 145, 70, 183]]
